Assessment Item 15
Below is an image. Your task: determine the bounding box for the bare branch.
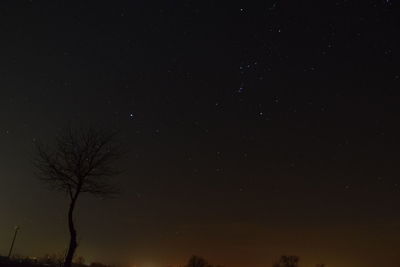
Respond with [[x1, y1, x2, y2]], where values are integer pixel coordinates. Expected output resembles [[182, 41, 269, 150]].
[[33, 127, 123, 198]]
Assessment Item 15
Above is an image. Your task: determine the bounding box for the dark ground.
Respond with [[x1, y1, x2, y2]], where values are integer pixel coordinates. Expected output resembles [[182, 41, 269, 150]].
[[0, 256, 94, 267]]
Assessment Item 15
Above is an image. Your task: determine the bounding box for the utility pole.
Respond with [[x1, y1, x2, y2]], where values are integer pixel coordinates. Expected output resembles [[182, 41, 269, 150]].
[[7, 226, 20, 259]]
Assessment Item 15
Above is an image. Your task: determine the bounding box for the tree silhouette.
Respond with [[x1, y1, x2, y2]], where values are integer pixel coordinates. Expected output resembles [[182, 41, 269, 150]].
[[273, 255, 299, 267], [34, 127, 123, 267], [185, 256, 212, 267]]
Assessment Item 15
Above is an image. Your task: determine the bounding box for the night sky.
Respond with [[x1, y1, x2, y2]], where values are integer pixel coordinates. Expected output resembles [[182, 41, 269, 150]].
[[1, 1, 400, 267]]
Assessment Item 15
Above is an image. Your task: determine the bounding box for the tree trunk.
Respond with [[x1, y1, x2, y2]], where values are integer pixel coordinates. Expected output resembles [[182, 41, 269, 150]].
[[63, 194, 79, 267]]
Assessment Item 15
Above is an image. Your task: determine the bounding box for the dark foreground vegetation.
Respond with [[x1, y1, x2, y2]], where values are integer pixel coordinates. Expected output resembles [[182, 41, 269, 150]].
[[0, 254, 325, 267], [0, 255, 111, 267]]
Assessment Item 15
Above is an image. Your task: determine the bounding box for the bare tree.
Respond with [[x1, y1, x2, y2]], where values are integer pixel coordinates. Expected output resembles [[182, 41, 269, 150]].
[[185, 256, 212, 267], [34, 127, 123, 267], [273, 255, 299, 267]]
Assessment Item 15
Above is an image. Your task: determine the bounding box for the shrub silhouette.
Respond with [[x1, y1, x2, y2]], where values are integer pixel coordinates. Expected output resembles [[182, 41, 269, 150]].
[[273, 255, 299, 267], [185, 256, 212, 267]]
